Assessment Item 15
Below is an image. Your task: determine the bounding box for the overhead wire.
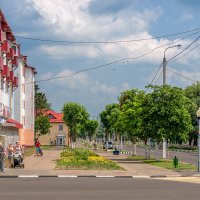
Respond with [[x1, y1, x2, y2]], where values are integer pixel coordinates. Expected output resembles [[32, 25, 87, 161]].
[[167, 35, 200, 62], [145, 62, 163, 93], [11, 30, 200, 88], [154, 70, 163, 86], [167, 68, 196, 83], [169, 42, 200, 63], [15, 27, 200, 44]]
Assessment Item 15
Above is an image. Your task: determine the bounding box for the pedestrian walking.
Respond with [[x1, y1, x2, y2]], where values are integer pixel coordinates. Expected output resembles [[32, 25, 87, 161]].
[[7, 144, 14, 168], [35, 139, 43, 156], [14, 141, 24, 162], [0, 142, 6, 173]]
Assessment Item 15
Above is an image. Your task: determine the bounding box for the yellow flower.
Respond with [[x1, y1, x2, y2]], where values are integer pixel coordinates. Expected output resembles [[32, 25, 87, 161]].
[[88, 156, 107, 162]]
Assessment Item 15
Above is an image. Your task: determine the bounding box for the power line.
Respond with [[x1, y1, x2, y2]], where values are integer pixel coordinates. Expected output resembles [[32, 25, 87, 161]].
[[14, 31, 200, 87], [169, 42, 200, 63], [145, 62, 163, 93], [167, 35, 200, 62], [15, 27, 200, 44], [167, 68, 196, 82], [154, 70, 163, 86]]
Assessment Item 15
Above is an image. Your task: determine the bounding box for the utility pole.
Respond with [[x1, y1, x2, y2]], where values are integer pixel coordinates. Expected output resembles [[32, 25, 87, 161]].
[[162, 54, 167, 159], [162, 44, 181, 159]]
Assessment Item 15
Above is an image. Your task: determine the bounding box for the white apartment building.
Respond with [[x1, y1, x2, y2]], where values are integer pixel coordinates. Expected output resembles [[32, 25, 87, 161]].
[[14, 56, 36, 146], [0, 9, 36, 147]]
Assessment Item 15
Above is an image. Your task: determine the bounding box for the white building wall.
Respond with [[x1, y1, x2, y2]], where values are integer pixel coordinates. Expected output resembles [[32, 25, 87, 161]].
[[25, 67, 35, 131], [13, 58, 23, 123]]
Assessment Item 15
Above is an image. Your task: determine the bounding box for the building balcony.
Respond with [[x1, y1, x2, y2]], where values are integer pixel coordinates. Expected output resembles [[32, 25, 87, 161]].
[[1, 65, 10, 77], [12, 56, 18, 67], [6, 71, 14, 82], [0, 28, 3, 43], [13, 76, 18, 88], [7, 48, 14, 60], [0, 57, 3, 71], [1, 40, 9, 53]]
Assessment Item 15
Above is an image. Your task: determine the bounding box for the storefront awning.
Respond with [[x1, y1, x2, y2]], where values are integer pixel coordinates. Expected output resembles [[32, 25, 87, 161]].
[[2, 118, 23, 129]]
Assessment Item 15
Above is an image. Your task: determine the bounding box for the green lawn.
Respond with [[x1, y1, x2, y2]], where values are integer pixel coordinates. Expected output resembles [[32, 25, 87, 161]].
[[128, 156, 197, 170]]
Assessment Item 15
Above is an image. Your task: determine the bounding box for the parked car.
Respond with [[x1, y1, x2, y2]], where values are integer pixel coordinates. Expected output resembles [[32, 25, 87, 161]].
[[103, 141, 113, 149]]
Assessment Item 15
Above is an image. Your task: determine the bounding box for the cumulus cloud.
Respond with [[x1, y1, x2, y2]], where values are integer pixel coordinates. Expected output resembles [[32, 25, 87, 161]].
[[27, 0, 162, 40], [38, 69, 121, 95]]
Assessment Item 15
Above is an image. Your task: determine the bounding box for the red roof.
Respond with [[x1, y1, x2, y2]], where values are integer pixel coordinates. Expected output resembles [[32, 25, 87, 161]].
[[44, 110, 64, 123], [6, 118, 23, 129]]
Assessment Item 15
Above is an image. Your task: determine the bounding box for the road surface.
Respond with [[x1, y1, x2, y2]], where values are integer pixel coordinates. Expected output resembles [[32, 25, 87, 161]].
[[0, 177, 199, 200]]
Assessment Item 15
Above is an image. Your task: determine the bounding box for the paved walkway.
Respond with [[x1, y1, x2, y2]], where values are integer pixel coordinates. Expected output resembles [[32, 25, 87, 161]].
[[1, 147, 200, 177]]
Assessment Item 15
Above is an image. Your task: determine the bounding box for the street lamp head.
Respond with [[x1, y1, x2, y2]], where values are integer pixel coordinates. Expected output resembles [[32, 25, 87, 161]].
[[196, 107, 200, 118]]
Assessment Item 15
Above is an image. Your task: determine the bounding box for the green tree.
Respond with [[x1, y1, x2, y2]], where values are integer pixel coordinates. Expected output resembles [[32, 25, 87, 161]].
[[140, 85, 193, 158], [99, 103, 118, 140], [85, 119, 99, 141], [35, 84, 51, 116], [184, 82, 200, 145], [35, 115, 51, 139], [62, 102, 89, 148], [118, 89, 145, 155]]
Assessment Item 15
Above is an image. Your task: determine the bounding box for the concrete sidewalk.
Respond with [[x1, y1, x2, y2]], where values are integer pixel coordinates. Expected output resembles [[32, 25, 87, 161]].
[[1, 147, 200, 177]]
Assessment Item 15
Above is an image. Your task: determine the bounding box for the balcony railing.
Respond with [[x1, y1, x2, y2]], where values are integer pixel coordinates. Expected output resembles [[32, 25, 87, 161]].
[[1, 65, 10, 77], [1, 40, 9, 53]]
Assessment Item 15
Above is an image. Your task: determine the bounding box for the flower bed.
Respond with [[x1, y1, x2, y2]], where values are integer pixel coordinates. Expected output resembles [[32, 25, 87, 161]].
[[56, 148, 122, 170]]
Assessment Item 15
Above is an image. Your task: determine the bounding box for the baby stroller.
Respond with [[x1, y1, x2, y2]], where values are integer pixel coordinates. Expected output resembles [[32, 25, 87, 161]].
[[11, 152, 24, 168]]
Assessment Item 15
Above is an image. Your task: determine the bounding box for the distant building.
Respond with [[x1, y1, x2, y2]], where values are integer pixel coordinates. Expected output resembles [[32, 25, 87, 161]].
[[39, 110, 69, 146], [0, 9, 36, 147]]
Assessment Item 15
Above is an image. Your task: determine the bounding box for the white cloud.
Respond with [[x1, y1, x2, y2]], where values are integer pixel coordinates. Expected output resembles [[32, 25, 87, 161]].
[[28, 0, 162, 39], [24, 0, 173, 65], [39, 69, 120, 95]]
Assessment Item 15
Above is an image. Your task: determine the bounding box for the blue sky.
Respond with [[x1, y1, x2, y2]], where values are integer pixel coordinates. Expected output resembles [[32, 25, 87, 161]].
[[1, 0, 200, 116]]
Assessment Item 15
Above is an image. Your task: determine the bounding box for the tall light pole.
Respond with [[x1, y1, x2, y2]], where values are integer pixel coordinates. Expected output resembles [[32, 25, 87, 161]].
[[196, 107, 200, 171], [162, 44, 181, 159]]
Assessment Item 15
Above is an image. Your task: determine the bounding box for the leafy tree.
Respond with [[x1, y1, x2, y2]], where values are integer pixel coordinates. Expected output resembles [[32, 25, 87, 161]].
[[118, 89, 145, 155], [35, 115, 51, 139], [62, 102, 89, 148], [99, 103, 118, 140], [140, 85, 193, 147], [184, 82, 200, 145], [85, 119, 99, 141], [35, 84, 51, 116]]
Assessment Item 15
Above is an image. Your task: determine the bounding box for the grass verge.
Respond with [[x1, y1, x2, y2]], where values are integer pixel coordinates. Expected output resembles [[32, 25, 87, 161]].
[[56, 148, 123, 170], [128, 156, 197, 170]]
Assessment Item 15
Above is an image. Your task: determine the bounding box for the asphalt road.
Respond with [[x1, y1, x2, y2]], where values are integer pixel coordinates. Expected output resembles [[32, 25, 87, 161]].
[[123, 145, 198, 165], [0, 178, 199, 200]]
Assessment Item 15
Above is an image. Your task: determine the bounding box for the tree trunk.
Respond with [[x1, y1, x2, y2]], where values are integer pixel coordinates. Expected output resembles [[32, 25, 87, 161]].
[[155, 142, 159, 161], [132, 137, 137, 156], [120, 135, 123, 151], [148, 139, 151, 159], [144, 139, 149, 159]]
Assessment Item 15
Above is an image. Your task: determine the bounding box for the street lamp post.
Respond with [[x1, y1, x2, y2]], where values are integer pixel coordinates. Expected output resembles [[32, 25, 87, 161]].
[[196, 107, 200, 171], [162, 44, 181, 159]]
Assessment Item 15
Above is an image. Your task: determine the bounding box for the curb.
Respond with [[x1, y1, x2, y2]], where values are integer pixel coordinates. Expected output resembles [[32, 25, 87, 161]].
[[0, 175, 199, 179]]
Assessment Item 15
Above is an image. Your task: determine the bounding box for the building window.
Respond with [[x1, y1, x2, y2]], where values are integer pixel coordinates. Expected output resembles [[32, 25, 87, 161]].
[[59, 124, 63, 131]]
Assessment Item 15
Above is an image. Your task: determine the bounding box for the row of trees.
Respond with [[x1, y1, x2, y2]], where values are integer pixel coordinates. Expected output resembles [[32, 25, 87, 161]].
[[62, 102, 98, 148], [99, 83, 200, 158]]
